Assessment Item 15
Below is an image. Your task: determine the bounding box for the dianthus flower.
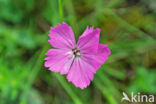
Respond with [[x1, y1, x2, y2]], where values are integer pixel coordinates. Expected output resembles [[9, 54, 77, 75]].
[[45, 22, 111, 89]]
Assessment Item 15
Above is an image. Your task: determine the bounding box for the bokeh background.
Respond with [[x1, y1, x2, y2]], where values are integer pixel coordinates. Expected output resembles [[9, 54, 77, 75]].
[[0, 0, 156, 104]]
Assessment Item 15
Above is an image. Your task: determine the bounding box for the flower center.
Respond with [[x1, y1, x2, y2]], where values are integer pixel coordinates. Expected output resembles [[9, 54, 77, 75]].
[[72, 47, 81, 57]]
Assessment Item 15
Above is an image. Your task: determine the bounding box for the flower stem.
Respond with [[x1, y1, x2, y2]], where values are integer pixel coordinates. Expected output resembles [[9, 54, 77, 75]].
[[58, 0, 64, 22]]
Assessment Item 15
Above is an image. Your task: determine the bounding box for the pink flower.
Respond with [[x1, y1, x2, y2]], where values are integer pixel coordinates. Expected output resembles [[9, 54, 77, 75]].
[[44, 22, 111, 89]]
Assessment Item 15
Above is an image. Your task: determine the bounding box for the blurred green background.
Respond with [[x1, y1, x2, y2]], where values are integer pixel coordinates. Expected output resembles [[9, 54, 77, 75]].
[[0, 0, 156, 104]]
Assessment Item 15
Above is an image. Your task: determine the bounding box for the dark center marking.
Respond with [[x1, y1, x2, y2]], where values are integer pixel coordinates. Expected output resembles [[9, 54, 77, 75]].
[[72, 47, 81, 57]]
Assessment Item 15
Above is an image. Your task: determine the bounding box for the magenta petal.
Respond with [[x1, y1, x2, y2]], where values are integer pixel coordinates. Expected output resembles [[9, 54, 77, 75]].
[[48, 22, 76, 49], [98, 44, 111, 56], [79, 26, 94, 38], [77, 27, 100, 54], [45, 49, 74, 74], [82, 44, 111, 71], [67, 58, 95, 89], [66, 43, 111, 89]]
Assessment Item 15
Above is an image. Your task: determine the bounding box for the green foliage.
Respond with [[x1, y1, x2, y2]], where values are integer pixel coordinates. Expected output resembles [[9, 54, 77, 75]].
[[0, 0, 156, 104], [129, 67, 156, 93]]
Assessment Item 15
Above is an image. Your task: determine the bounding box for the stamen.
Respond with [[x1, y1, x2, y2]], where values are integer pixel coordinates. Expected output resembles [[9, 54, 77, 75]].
[[72, 47, 81, 57], [76, 52, 81, 56]]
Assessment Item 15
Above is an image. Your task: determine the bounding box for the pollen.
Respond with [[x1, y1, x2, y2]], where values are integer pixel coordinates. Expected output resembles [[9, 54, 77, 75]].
[[72, 47, 81, 57]]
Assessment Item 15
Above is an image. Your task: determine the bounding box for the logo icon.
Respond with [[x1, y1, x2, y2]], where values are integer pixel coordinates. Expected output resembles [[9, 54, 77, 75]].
[[121, 92, 130, 102]]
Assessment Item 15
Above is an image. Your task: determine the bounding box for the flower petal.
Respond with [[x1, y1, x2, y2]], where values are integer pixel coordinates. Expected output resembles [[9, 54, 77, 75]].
[[98, 44, 111, 56], [48, 22, 76, 49], [45, 49, 74, 74], [79, 26, 94, 38], [67, 58, 95, 89], [77, 27, 100, 53], [82, 44, 111, 71]]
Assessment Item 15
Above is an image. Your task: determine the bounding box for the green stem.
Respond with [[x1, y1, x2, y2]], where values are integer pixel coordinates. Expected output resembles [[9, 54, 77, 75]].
[[54, 74, 82, 104], [58, 0, 64, 22], [94, 79, 118, 104]]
